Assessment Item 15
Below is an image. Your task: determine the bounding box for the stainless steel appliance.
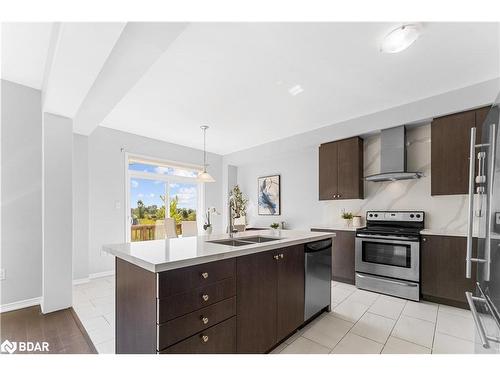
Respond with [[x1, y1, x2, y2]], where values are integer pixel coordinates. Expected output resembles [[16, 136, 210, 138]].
[[355, 211, 424, 301], [304, 238, 332, 321], [464, 95, 500, 353]]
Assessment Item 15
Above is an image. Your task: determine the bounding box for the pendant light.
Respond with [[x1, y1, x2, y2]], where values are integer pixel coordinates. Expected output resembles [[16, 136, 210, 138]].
[[380, 24, 421, 54], [197, 125, 215, 183]]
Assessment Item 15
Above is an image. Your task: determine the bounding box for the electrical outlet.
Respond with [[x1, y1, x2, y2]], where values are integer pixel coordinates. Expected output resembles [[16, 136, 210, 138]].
[[0, 269, 5, 281], [115, 200, 121, 209]]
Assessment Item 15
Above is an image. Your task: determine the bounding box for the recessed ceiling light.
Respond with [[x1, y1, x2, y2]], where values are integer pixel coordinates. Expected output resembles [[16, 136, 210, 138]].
[[381, 24, 421, 54], [288, 85, 304, 96]]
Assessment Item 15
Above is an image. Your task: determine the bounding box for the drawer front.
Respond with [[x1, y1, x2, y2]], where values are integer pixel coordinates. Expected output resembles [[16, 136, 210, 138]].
[[160, 317, 236, 354], [158, 258, 236, 298], [158, 297, 236, 350], [158, 277, 236, 322]]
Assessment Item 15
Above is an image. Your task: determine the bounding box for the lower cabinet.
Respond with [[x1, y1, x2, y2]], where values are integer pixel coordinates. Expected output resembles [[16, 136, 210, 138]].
[[421, 235, 477, 308], [236, 245, 305, 353], [311, 229, 355, 284]]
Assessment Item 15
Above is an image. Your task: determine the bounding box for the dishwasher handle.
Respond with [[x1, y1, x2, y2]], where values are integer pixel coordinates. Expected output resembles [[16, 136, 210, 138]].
[[305, 239, 332, 253]]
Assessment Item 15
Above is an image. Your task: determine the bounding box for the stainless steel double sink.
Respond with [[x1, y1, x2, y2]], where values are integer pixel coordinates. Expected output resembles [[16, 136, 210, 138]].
[[207, 236, 281, 247]]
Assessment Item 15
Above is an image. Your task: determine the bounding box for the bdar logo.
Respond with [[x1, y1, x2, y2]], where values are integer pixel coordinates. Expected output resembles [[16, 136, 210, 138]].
[[1, 340, 17, 354]]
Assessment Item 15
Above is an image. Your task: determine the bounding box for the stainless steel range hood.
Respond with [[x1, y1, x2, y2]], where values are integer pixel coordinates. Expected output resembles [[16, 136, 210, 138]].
[[365, 126, 423, 182]]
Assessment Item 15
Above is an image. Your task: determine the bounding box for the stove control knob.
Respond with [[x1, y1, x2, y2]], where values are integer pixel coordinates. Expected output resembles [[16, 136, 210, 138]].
[[410, 214, 414, 218], [416, 214, 421, 218], [369, 214, 373, 217], [374, 214, 378, 218]]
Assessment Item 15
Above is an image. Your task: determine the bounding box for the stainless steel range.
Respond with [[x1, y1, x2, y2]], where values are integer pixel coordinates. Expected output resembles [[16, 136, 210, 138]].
[[355, 210, 424, 301]]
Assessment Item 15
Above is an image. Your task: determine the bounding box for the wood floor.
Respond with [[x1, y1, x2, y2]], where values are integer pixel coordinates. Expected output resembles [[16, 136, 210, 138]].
[[0, 305, 97, 354]]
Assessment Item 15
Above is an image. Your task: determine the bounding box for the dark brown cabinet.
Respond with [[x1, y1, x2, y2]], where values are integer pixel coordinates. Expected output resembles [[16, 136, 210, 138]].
[[311, 228, 355, 284], [319, 137, 364, 200], [431, 106, 489, 196], [236, 245, 305, 353], [421, 235, 476, 308]]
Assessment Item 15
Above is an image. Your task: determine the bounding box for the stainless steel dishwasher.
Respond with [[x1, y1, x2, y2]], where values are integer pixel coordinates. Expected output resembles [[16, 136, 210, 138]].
[[304, 238, 332, 321]]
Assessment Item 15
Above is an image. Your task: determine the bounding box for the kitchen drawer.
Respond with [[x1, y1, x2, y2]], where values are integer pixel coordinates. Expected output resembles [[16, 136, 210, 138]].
[[158, 258, 235, 298], [158, 277, 236, 322], [159, 317, 236, 354], [157, 297, 236, 350]]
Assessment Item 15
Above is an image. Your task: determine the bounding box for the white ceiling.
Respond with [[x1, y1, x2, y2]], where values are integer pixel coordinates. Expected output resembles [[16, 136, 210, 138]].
[[2, 22, 499, 155], [1, 22, 53, 89]]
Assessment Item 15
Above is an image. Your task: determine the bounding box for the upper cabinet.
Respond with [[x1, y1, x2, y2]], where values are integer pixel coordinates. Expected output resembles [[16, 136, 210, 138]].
[[319, 136, 364, 200], [431, 106, 490, 195]]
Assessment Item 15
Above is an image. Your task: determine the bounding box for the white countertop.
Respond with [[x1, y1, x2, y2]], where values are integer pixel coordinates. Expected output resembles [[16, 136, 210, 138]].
[[310, 226, 362, 232], [102, 229, 335, 273], [420, 228, 500, 240]]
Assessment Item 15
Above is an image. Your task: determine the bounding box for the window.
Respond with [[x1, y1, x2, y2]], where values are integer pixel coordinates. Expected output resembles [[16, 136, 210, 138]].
[[126, 156, 202, 241]]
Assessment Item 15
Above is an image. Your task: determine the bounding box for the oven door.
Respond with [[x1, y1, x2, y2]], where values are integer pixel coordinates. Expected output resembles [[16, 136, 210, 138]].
[[355, 236, 420, 282]]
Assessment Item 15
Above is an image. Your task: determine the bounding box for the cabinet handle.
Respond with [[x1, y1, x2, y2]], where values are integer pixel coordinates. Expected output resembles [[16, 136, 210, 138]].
[[201, 335, 209, 343], [201, 316, 209, 325], [201, 272, 209, 279], [422, 238, 426, 242], [279, 254, 284, 259], [202, 294, 209, 302], [273, 255, 279, 260]]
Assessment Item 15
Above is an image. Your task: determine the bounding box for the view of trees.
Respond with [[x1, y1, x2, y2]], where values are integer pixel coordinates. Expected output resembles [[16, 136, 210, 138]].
[[131, 195, 196, 226]]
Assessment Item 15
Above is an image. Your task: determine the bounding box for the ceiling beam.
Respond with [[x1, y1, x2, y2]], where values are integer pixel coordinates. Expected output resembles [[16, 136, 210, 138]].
[[73, 22, 189, 135]]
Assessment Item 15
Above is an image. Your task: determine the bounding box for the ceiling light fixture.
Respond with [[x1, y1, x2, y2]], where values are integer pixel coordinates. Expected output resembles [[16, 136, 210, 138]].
[[288, 84, 304, 96], [197, 125, 215, 183], [380, 24, 421, 54]]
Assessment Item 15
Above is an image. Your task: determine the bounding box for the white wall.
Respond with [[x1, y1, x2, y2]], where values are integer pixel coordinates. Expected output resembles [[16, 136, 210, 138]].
[[1, 80, 42, 306], [42, 113, 73, 313], [83, 127, 223, 276], [226, 80, 500, 232], [73, 134, 89, 281]]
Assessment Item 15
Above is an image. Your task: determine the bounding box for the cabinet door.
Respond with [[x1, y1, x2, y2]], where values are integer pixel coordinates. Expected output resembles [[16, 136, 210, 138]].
[[421, 235, 477, 308], [332, 231, 356, 284], [236, 250, 278, 353], [337, 137, 364, 199], [319, 142, 338, 200], [431, 110, 478, 195], [276, 245, 305, 342]]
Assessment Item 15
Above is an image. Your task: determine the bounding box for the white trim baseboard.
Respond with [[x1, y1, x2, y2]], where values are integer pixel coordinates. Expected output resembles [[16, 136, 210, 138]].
[[0, 297, 41, 313], [72, 277, 90, 285]]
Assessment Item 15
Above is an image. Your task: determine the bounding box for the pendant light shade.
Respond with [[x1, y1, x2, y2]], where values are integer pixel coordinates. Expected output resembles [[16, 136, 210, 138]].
[[197, 125, 215, 183]]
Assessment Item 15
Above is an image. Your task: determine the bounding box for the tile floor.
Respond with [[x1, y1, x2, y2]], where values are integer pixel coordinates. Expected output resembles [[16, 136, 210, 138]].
[[73, 277, 492, 354]]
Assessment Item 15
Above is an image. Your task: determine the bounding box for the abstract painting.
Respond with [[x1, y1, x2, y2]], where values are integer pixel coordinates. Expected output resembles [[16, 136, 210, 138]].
[[258, 175, 280, 215]]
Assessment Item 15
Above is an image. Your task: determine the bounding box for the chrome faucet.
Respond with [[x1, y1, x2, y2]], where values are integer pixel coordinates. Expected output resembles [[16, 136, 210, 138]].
[[227, 195, 239, 238]]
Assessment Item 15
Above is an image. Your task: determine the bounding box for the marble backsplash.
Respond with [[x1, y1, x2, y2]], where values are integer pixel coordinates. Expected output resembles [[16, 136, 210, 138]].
[[323, 124, 472, 233]]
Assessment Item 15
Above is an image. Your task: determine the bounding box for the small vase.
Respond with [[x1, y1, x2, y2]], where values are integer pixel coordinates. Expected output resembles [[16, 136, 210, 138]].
[[343, 219, 352, 228]]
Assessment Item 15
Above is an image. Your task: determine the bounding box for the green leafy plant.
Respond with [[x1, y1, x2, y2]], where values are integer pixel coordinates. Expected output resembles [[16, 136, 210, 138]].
[[230, 185, 248, 218], [270, 222, 280, 229], [341, 209, 353, 220]]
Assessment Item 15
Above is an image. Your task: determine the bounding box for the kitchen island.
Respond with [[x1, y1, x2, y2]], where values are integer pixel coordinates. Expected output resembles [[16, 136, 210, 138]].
[[102, 229, 334, 354]]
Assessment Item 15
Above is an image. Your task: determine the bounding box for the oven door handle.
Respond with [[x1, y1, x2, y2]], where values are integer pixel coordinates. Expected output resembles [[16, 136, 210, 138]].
[[356, 234, 419, 242]]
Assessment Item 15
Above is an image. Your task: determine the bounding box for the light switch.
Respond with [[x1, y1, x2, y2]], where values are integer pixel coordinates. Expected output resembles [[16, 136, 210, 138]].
[[115, 200, 121, 209], [0, 269, 5, 281]]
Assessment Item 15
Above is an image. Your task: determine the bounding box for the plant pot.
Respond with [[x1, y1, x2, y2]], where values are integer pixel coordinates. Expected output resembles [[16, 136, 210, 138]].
[[204, 226, 213, 235], [343, 219, 353, 228]]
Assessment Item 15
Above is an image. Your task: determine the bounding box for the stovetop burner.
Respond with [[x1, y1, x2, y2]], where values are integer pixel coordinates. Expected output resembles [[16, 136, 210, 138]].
[[356, 210, 425, 237]]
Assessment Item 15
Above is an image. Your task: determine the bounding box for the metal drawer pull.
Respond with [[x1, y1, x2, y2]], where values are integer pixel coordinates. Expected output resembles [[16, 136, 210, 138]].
[[273, 255, 279, 260], [466, 127, 476, 279], [202, 294, 209, 302], [356, 273, 417, 287], [279, 253, 284, 259], [201, 335, 209, 343], [201, 316, 209, 325], [201, 272, 209, 279], [466, 292, 490, 348]]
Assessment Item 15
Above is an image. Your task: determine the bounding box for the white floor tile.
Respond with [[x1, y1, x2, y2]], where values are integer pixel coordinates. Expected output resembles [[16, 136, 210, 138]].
[[302, 315, 353, 349], [402, 301, 438, 322], [436, 311, 475, 342], [87, 325, 114, 345], [73, 304, 102, 321], [368, 296, 406, 320], [331, 299, 369, 323], [331, 333, 383, 354], [351, 312, 395, 344], [382, 336, 431, 354], [392, 315, 435, 348], [280, 337, 330, 354], [432, 333, 475, 354], [95, 339, 115, 354], [103, 312, 115, 327], [346, 289, 380, 306], [334, 283, 357, 293], [90, 295, 115, 307], [438, 305, 472, 319], [80, 316, 111, 332], [332, 287, 354, 304]]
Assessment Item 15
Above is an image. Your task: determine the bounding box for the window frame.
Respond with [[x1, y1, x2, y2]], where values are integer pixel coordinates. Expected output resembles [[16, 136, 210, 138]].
[[124, 152, 204, 242]]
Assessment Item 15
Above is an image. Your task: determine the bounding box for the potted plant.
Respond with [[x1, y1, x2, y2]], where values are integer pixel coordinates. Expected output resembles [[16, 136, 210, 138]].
[[341, 209, 354, 228], [270, 222, 280, 234], [203, 207, 219, 235], [229, 185, 248, 230]]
